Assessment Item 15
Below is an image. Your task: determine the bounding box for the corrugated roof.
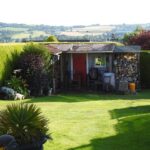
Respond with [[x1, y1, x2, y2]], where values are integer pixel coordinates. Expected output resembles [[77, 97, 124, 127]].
[[69, 44, 115, 53], [49, 44, 73, 53], [47, 43, 141, 54], [115, 46, 141, 53], [46, 45, 61, 54]]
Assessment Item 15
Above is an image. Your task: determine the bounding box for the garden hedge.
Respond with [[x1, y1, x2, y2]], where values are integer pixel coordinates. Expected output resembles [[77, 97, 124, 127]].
[[0, 44, 25, 85], [140, 51, 150, 89]]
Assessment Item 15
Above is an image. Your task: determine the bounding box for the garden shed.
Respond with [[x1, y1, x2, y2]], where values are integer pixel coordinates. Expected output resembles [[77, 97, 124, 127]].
[[47, 43, 141, 92]]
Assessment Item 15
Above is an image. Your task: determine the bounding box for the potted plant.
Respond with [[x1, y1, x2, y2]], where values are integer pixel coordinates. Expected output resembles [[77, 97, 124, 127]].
[[0, 103, 51, 150]]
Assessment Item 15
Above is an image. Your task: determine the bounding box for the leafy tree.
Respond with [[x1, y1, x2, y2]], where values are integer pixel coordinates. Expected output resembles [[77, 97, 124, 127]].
[[123, 26, 143, 45], [124, 30, 150, 50], [46, 35, 59, 42]]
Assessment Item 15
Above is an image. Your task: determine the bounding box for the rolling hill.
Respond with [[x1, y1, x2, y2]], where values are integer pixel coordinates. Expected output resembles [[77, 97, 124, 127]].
[[0, 22, 150, 42]]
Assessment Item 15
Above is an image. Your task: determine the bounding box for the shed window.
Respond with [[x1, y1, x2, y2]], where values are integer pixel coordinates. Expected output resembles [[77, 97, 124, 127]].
[[95, 56, 106, 67]]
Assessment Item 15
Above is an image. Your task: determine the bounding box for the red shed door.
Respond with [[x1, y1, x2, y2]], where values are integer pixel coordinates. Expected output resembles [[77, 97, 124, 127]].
[[73, 53, 86, 83]]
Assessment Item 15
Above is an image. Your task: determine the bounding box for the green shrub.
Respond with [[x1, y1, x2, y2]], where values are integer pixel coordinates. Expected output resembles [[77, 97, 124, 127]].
[[46, 35, 59, 42], [6, 76, 29, 97], [0, 103, 50, 145], [17, 43, 52, 96], [140, 52, 150, 88], [0, 44, 24, 85]]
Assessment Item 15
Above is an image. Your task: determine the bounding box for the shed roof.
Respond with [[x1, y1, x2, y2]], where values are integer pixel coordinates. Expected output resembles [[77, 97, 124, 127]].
[[114, 46, 141, 53], [47, 45, 62, 54], [47, 43, 141, 54], [70, 44, 115, 53], [47, 44, 73, 54]]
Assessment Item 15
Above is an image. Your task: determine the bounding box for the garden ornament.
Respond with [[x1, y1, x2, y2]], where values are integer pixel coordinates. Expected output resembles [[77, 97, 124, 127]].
[[0, 134, 18, 150], [14, 93, 25, 100], [0, 87, 16, 99]]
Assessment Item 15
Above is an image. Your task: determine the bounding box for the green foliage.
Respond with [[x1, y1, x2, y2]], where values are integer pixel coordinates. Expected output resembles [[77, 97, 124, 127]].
[[134, 25, 144, 32], [123, 26, 143, 44], [0, 103, 50, 145], [140, 52, 150, 88], [6, 76, 29, 96], [0, 44, 24, 85], [46, 35, 59, 42], [22, 43, 51, 67], [17, 43, 52, 95], [123, 32, 139, 44]]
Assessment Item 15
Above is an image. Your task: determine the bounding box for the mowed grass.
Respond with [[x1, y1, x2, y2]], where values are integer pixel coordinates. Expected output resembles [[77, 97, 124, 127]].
[[0, 90, 150, 150]]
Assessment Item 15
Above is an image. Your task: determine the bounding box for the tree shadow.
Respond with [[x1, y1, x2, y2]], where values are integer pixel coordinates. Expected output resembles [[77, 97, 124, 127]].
[[68, 105, 150, 150], [110, 105, 150, 119], [26, 90, 150, 103]]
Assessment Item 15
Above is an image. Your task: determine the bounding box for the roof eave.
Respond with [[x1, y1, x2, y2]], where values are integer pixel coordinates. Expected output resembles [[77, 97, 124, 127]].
[[65, 51, 113, 53]]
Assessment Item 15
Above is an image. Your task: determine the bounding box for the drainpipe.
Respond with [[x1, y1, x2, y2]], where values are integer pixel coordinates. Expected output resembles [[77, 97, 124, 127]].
[[71, 53, 73, 80], [52, 56, 56, 94], [86, 53, 89, 74]]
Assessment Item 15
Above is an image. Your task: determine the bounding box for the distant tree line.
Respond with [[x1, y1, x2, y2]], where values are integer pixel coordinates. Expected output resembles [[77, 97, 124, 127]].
[[1, 22, 150, 43]]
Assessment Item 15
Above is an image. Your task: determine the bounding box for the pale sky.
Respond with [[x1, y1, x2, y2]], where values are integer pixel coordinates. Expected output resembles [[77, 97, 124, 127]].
[[0, 0, 150, 26]]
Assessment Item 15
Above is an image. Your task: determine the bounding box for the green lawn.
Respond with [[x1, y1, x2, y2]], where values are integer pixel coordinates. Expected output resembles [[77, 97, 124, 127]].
[[0, 90, 150, 150]]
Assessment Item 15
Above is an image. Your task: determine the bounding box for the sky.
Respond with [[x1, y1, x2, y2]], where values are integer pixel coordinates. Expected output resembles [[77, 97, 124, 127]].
[[0, 0, 150, 26]]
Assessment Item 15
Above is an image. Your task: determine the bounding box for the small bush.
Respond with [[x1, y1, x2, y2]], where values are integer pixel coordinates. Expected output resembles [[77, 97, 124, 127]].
[[6, 76, 29, 97], [0, 103, 50, 145], [46, 35, 59, 42], [17, 43, 52, 96]]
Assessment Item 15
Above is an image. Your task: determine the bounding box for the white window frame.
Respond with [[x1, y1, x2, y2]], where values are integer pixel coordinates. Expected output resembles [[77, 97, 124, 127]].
[[94, 55, 106, 68]]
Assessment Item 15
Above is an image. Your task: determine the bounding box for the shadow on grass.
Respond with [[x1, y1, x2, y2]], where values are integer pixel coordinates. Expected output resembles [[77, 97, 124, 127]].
[[68, 105, 150, 150], [110, 105, 150, 119], [26, 90, 150, 103]]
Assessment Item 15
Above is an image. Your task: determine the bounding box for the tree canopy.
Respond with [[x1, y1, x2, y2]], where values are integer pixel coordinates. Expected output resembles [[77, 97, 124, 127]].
[[123, 27, 150, 50], [46, 35, 59, 42]]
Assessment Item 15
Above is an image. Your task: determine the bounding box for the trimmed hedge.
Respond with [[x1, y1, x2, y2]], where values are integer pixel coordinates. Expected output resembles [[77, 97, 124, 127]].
[[0, 44, 25, 85], [140, 51, 150, 89]]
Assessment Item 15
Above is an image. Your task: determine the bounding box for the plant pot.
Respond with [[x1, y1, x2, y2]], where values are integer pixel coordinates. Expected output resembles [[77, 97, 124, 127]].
[[19, 136, 49, 150], [19, 142, 43, 150]]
